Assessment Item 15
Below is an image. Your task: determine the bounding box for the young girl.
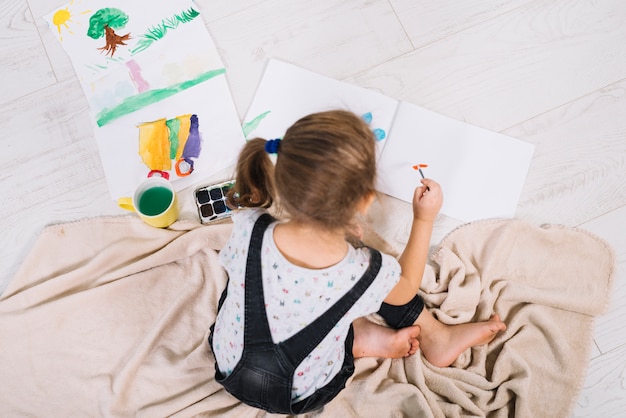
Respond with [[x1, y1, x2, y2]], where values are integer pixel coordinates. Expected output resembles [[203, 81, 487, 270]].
[[209, 110, 506, 414]]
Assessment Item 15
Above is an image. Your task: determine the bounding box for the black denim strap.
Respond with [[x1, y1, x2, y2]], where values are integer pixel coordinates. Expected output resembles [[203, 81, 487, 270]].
[[242, 213, 276, 347], [243, 213, 382, 367]]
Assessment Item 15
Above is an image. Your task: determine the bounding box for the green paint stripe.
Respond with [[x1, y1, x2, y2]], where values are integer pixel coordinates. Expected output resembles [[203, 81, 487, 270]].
[[242, 110, 271, 138], [96, 68, 226, 127], [166, 117, 181, 159]]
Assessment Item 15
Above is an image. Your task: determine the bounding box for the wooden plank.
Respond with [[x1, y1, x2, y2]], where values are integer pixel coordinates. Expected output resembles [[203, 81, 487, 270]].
[[348, 0, 626, 132], [579, 205, 626, 355], [193, 0, 266, 22], [390, 0, 533, 49], [505, 78, 626, 226], [206, 0, 413, 115], [0, 77, 102, 212], [572, 342, 626, 417], [0, 0, 56, 106]]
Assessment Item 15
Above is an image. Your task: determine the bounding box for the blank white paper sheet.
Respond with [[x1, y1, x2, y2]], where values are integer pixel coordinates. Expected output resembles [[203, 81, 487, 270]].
[[377, 102, 535, 221]]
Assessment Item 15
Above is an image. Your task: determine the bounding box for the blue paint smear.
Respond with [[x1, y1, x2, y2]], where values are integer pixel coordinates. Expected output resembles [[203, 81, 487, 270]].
[[361, 112, 385, 140], [373, 128, 386, 141]]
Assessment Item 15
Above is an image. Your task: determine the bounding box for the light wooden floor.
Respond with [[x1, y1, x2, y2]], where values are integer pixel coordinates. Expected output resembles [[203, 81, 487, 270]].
[[1, 0, 625, 416]]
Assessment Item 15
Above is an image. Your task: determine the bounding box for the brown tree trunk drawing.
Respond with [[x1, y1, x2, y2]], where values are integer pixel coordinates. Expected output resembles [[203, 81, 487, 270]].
[[99, 25, 130, 57]]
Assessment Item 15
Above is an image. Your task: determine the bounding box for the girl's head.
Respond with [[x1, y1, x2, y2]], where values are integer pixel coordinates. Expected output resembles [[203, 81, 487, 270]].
[[228, 110, 377, 230]]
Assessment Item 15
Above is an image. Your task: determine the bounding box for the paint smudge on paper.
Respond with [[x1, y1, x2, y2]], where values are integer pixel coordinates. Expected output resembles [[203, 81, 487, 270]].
[[96, 68, 226, 126], [131, 7, 200, 55], [183, 115, 202, 158], [361, 112, 386, 141], [176, 115, 201, 176], [87, 8, 130, 57], [138, 114, 202, 177], [242, 110, 271, 138], [126, 60, 149, 92], [165, 118, 180, 159], [138, 118, 170, 171], [373, 128, 386, 141], [174, 116, 192, 160]]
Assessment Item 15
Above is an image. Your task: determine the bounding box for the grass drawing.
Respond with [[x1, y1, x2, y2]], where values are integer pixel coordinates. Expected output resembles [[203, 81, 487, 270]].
[[242, 111, 271, 138], [131, 7, 200, 55]]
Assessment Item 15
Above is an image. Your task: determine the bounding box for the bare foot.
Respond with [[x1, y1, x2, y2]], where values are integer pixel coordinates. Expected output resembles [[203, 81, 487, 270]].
[[352, 317, 420, 359], [416, 310, 506, 368]]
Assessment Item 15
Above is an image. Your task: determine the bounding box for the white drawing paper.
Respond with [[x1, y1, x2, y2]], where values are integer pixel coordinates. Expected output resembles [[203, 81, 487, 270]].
[[377, 102, 535, 221]]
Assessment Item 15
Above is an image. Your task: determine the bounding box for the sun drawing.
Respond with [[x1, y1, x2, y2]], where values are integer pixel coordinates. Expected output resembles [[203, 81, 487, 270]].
[[52, 1, 91, 41]]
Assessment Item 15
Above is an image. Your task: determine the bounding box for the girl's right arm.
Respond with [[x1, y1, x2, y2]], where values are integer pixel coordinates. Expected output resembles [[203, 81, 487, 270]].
[[383, 179, 443, 306]]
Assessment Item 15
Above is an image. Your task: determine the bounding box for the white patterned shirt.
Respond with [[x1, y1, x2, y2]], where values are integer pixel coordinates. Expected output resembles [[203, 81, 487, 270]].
[[212, 208, 401, 402]]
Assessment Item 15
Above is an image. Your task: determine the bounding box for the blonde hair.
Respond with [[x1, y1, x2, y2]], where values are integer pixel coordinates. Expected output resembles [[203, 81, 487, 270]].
[[228, 110, 377, 231]]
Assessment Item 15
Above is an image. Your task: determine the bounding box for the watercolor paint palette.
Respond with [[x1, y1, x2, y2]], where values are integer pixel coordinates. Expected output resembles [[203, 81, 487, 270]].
[[194, 180, 236, 223]]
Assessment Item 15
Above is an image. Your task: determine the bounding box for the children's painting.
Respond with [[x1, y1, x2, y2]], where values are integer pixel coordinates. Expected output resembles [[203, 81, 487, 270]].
[[243, 59, 398, 158], [46, 0, 225, 126], [137, 113, 202, 178], [46, 0, 246, 200]]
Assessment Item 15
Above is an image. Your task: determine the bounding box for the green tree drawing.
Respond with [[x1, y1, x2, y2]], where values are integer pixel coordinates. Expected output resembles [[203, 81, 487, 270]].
[[87, 8, 130, 57]]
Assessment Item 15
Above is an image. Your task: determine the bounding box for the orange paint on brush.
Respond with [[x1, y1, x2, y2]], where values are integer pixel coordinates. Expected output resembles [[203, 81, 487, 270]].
[[413, 164, 430, 190]]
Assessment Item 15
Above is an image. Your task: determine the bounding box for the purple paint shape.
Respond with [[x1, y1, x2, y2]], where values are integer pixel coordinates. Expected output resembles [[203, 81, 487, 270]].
[[126, 59, 150, 93], [182, 114, 202, 158]]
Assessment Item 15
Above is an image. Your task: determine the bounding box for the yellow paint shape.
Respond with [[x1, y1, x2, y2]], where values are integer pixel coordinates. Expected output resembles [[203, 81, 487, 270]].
[[51, 1, 91, 41], [53, 9, 71, 31], [175, 114, 192, 160], [138, 118, 172, 171], [53, 8, 73, 39]]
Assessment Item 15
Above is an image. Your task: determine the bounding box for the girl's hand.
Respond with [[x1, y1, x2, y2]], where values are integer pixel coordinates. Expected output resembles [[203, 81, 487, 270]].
[[412, 179, 443, 222]]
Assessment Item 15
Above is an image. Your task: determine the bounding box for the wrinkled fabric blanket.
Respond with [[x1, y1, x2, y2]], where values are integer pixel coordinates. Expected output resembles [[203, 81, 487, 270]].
[[0, 216, 614, 417]]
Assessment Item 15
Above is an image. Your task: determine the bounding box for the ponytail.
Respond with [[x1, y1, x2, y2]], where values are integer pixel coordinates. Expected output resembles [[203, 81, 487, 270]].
[[228, 110, 377, 231], [227, 138, 275, 209]]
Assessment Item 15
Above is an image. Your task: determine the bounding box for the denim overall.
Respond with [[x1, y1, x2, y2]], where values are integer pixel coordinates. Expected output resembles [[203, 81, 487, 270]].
[[209, 213, 382, 414]]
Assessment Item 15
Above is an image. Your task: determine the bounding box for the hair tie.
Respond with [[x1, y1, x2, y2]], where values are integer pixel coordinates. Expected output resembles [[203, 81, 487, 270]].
[[264, 138, 281, 154]]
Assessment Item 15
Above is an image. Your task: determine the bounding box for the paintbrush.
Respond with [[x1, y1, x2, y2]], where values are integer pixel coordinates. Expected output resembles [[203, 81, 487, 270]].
[[412, 164, 430, 191]]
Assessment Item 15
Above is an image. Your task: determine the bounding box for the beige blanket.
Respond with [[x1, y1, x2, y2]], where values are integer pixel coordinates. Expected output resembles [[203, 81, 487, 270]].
[[0, 216, 614, 417]]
